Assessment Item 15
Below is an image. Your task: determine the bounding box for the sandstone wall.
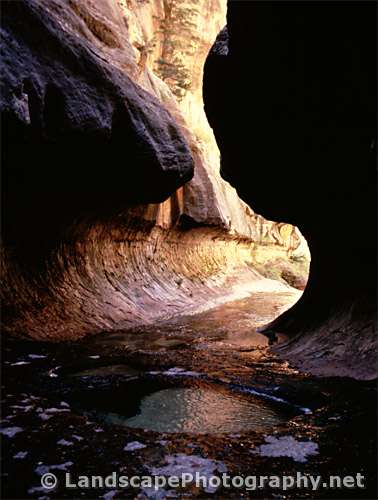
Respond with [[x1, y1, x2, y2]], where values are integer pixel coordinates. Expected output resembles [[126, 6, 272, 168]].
[[1, 0, 308, 340]]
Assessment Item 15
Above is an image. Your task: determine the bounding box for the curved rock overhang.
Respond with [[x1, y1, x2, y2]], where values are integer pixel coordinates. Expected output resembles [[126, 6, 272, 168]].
[[1, 0, 308, 341], [204, 1, 377, 379]]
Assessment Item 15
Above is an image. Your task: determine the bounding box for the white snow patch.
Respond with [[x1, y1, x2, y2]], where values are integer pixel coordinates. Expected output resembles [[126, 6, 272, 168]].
[[28, 354, 47, 359], [164, 367, 200, 377], [11, 361, 30, 366], [103, 491, 118, 500], [0, 426, 23, 437], [28, 486, 47, 495], [57, 439, 73, 446], [124, 441, 147, 452], [89, 355, 100, 359], [251, 435, 319, 463], [13, 451, 28, 459], [37, 407, 69, 421], [10, 405, 34, 412], [140, 487, 177, 499], [22, 395, 39, 403], [149, 454, 227, 493], [72, 434, 84, 441], [38, 413, 53, 421], [45, 408, 70, 413], [0, 415, 15, 423], [47, 367, 61, 378], [35, 461, 73, 476]]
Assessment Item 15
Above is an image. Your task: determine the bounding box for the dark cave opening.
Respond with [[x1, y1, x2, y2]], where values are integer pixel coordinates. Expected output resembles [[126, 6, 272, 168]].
[[203, 0, 377, 378]]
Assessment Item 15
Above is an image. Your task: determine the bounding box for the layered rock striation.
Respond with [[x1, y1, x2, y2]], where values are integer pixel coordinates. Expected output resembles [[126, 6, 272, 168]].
[[1, 0, 308, 340]]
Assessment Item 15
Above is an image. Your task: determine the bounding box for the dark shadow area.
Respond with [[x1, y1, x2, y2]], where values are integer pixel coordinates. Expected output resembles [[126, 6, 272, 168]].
[[1, 0, 193, 268], [204, 1, 377, 375]]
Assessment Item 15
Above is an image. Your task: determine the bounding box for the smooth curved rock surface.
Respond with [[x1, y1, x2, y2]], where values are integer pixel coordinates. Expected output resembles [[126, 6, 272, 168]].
[[1, 0, 309, 341], [1, 0, 194, 256], [2, 219, 296, 340]]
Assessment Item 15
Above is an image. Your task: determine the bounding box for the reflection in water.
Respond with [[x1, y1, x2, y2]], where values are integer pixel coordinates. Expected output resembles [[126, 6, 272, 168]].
[[89, 292, 298, 353], [80, 292, 303, 435], [100, 387, 289, 434]]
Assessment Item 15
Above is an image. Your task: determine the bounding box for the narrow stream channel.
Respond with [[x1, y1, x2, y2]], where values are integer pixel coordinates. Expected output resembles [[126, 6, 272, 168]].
[[2, 288, 376, 499]]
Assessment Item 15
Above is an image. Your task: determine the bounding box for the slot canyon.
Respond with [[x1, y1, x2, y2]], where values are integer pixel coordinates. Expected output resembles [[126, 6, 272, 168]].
[[1, 1, 377, 499]]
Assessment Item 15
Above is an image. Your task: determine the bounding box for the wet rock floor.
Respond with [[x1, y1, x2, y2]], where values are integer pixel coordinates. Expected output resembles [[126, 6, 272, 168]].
[[1, 291, 377, 499]]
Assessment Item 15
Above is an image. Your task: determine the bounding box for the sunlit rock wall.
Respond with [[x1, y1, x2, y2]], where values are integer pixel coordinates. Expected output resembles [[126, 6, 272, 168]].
[[3, 218, 297, 340], [1, 0, 308, 340], [122, 0, 303, 239]]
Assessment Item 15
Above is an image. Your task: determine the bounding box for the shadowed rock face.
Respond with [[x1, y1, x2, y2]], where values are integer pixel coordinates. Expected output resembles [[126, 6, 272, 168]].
[[1, 0, 309, 341], [204, 1, 377, 378], [1, 0, 194, 264]]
